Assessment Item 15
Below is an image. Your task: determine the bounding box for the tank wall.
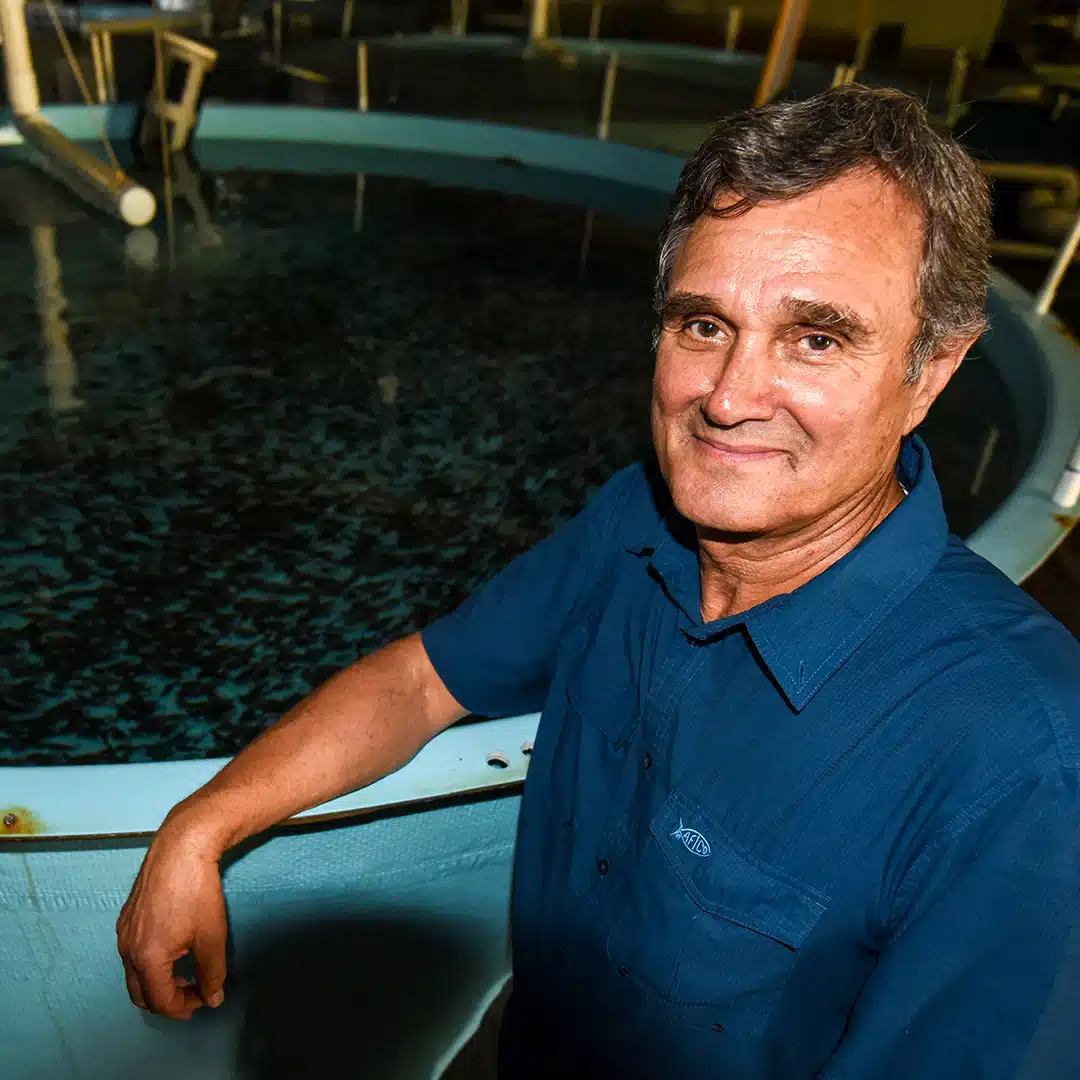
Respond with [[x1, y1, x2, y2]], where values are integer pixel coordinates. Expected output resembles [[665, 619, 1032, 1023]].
[[0, 795, 519, 1080]]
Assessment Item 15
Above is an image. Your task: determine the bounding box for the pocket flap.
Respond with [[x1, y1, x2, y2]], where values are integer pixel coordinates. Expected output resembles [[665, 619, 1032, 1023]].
[[650, 790, 827, 950]]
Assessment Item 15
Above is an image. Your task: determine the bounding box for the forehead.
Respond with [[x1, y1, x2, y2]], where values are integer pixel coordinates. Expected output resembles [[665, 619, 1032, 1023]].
[[672, 170, 923, 326]]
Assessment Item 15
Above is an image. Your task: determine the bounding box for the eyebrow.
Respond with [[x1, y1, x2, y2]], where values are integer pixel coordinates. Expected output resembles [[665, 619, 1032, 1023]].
[[659, 292, 727, 325], [659, 291, 875, 344], [779, 297, 873, 343]]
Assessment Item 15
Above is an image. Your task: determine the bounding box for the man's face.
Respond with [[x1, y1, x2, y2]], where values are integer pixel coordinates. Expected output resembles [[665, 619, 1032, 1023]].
[[652, 169, 962, 538]]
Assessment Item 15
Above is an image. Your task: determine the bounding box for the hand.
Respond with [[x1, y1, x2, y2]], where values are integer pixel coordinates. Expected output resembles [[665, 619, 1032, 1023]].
[[116, 821, 229, 1020]]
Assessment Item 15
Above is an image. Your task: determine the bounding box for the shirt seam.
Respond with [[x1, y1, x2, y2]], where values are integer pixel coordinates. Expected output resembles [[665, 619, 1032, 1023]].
[[886, 764, 1038, 942], [929, 575, 1080, 771]]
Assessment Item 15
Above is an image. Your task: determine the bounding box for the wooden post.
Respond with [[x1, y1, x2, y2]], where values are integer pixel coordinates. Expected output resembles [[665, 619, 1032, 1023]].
[[597, 50, 618, 140], [357, 41, 369, 112], [754, 0, 811, 106]]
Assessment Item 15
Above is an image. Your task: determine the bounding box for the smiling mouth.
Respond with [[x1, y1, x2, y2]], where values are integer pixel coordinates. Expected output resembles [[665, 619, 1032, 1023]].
[[693, 436, 787, 460]]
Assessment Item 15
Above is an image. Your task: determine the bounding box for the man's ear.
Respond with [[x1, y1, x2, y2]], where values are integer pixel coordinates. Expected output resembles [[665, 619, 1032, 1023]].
[[903, 336, 979, 435]]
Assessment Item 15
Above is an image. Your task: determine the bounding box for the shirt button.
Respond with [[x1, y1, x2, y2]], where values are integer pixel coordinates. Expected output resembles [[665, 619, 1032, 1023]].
[[712, 1022, 725, 1033], [618, 966, 629, 977], [597, 858, 610, 875], [641, 752, 653, 769]]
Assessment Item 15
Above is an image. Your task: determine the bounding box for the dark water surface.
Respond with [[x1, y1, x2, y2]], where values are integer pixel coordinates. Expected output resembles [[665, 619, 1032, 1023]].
[[0, 145, 1021, 763]]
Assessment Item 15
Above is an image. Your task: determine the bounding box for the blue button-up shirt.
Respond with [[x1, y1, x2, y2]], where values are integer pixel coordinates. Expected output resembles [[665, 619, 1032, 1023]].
[[422, 437, 1080, 1079]]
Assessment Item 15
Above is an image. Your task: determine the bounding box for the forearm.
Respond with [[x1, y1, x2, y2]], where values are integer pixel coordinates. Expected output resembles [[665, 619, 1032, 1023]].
[[161, 633, 465, 856]]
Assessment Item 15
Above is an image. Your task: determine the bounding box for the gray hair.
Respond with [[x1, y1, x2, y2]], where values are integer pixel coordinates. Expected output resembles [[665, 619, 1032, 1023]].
[[654, 85, 991, 382]]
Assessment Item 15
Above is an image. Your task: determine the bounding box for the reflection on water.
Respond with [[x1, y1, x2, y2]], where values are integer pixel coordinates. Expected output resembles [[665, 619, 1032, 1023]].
[[0, 146, 1021, 764]]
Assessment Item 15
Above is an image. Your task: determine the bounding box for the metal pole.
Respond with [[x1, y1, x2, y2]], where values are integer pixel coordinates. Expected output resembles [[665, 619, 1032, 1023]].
[[357, 41, 369, 113], [451, 0, 469, 36], [852, 26, 871, 72], [1035, 202, 1080, 315], [754, 0, 811, 106], [853, 0, 871, 70], [831, 63, 855, 88], [588, 1, 602, 41], [272, 0, 283, 65], [341, 0, 353, 38], [529, 0, 551, 43], [945, 46, 968, 128], [725, 6, 742, 52], [597, 50, 618, 141], [0, 0, 41, 115]]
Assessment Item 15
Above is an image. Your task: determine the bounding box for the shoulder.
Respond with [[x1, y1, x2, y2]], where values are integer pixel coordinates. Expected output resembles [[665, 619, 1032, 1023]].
[[911, 536, 1080, 770], [582, 458, 670, 553]]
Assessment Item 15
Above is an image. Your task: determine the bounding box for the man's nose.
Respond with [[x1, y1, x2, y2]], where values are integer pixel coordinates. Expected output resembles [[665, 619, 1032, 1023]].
[[700, 332, 778, 427]]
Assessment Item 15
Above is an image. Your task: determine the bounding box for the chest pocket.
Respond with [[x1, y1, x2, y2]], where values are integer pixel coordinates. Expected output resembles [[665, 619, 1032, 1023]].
[[606, 789, 828, 1029]]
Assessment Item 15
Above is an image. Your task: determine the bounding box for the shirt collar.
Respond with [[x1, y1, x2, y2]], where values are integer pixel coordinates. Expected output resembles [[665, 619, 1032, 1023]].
[[637, 436, 949, 712]]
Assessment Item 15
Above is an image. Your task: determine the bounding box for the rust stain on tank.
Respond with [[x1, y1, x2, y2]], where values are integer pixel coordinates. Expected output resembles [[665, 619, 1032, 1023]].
[[1, 808, 45, 836]]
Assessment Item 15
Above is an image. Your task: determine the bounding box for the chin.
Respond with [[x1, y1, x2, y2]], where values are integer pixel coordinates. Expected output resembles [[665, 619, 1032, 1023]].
[[667, 475, 783, 537]]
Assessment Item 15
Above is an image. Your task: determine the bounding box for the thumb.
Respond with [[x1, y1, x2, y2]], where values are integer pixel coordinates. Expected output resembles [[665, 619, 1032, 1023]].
[[192, 926, 228, 1008]]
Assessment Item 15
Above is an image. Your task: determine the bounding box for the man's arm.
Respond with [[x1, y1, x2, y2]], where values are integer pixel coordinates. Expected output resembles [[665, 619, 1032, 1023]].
[[117, 463, 648, 1021], [116, 633, 465, 1020], [816, 767, 1080, 1079]]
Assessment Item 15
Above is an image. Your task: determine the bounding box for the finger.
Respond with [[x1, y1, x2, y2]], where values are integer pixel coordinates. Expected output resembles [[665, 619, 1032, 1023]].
[[122, 957, 148, 1010], [138, 955, 199, 1019], [193, 928, 228, 1008]]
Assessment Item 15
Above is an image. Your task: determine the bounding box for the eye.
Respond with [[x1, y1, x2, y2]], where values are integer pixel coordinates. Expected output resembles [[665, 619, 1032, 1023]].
[[686, 319, 723, 340], [803, 333, 838, 352]]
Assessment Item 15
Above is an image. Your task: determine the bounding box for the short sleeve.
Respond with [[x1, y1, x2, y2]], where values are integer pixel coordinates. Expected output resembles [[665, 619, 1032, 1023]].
[[816, 766, 1080, 1080], [421, 463, 647, 718]]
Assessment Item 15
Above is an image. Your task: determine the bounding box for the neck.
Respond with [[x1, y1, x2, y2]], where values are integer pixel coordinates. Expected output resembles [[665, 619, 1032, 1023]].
[[697, 474, 905, 622]]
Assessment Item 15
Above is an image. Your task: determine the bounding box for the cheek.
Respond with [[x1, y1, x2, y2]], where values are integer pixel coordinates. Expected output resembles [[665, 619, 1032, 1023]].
[[653, 348, 702, 412], [775, 370, 893, 449]]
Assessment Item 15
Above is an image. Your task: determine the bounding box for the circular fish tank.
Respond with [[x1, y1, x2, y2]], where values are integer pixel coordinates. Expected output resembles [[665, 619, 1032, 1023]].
[[1, 96, 1079, 1080]]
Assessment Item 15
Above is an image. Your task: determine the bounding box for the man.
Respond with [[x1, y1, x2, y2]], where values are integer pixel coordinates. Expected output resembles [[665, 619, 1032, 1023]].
[[118, 86, 1080, 1078]]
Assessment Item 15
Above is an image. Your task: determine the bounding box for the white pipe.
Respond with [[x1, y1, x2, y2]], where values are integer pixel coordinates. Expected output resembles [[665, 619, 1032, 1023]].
[[1035, 202, 1080, 315], [1, 0, 154, 226], [0, 0, 41, 115], [17, 117, 156, 227], [1052, 437, 1080, 510]]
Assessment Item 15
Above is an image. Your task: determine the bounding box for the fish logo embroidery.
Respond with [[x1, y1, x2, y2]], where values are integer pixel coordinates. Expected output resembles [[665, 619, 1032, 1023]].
[[671, 818, 711, 857]]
